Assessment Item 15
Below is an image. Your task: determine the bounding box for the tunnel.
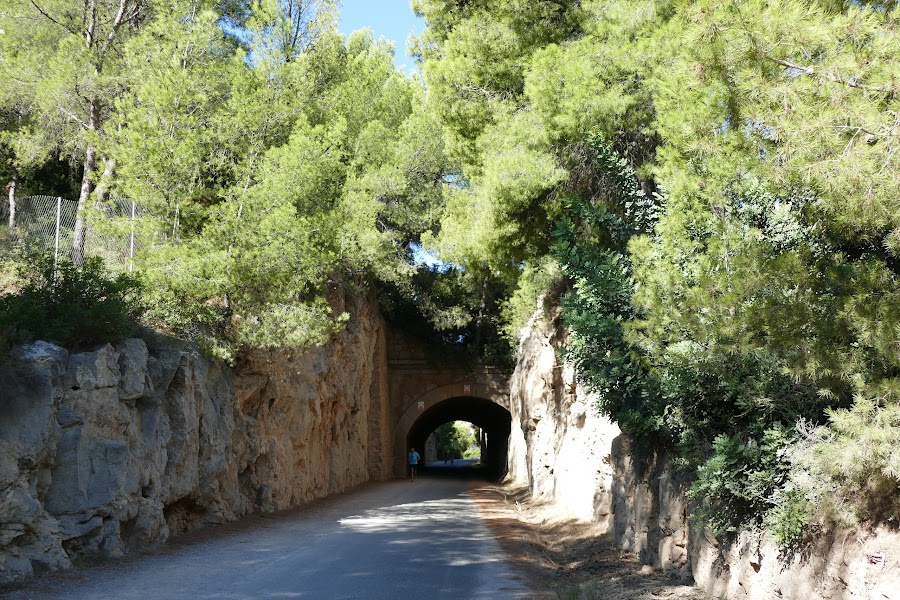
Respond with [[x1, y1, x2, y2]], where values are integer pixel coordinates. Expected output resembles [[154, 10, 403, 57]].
[[406, 396, 511, 481]]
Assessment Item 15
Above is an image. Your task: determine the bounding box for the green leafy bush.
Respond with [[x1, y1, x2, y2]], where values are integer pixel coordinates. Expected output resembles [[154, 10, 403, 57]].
[[553, 136, 832, 538], [431, 421, 479, 460], [688, 425, 794, 535], [0, 254, 143, 348], [553, 134, 665, 445], [462, 442, 481, 460], [765, 488, 814, 551], [0, 226, 29, 294]]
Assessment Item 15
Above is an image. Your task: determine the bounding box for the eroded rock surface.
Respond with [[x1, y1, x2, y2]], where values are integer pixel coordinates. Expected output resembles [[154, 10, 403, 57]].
[[506, 305, 621, 526], [0, 295, 389, 583], [506, 305, 900, 599]]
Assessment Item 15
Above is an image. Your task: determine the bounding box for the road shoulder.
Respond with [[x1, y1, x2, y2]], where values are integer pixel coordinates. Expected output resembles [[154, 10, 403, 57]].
[[469, 483, 709, 600]]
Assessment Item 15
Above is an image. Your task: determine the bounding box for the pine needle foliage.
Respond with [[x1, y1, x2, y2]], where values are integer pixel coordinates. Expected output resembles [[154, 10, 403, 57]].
[[414, 0, 900, 542]]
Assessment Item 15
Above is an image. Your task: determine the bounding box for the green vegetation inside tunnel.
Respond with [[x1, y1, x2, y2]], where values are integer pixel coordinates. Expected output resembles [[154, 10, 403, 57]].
[[407, 396, 511, 482]]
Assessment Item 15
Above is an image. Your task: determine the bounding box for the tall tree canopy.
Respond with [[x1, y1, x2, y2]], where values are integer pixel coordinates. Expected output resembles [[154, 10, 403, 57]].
[[1, 0, 450, 360], [414, 0, 900, 540], [0, 0, 157, 260]]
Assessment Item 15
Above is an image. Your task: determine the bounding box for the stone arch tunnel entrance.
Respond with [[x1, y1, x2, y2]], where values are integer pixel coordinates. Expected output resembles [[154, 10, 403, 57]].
[[387, 328, 511, 481], [406, 396, 511, 481]]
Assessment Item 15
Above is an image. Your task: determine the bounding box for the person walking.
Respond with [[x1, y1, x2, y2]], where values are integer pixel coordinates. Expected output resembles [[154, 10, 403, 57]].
[[408, 447, 420, 481]]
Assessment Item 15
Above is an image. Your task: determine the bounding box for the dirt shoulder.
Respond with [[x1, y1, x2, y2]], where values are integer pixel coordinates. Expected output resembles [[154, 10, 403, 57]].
[[470, 483, 709, 600]]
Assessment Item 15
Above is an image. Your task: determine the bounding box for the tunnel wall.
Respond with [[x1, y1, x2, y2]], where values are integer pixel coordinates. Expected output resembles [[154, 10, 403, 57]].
[[506, 303, 900, 599], [0, 292, 393, 584], [385, 329, 510, 478]]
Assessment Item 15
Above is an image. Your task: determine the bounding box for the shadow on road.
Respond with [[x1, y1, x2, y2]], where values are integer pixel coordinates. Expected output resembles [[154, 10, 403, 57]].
[[1, 479, 534, 599], [420, 458, 487, 481]]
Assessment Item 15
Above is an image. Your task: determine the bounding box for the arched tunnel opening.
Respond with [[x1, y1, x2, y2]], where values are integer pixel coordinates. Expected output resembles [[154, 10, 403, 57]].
[[406, 396, 511, 481]]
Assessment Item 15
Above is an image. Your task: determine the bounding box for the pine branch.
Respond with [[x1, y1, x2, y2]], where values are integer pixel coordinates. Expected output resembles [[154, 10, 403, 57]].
[[730, 0, 895, 97], [29, 0, 74, 34], [98, 0, 134, 60], [769, 56, 895, 96]]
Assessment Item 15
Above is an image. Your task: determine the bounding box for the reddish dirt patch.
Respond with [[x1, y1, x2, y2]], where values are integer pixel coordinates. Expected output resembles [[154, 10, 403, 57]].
[[470, 483, 709, 600]]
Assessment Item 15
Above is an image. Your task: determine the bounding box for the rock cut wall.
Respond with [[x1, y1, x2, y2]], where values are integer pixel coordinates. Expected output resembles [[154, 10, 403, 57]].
[[506, 306, 900, 599], [0, 294, 390, 583], [506, 307, 621, 525]]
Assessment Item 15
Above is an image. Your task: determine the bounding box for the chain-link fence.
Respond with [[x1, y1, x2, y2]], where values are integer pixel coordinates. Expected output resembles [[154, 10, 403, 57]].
[[0, 195, 151, 272]]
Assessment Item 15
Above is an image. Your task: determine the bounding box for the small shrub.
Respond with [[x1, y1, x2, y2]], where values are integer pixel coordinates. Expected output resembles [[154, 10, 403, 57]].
[[0, 230, 25, 296], [765, 488, 813, 551], [688, 424, 795, 535], [0, 253, 143, 348], [789, 400, 900, 528]]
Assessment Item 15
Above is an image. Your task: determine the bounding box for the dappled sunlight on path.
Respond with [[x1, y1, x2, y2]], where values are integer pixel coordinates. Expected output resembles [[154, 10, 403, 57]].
[[1, 479, 532, 600]]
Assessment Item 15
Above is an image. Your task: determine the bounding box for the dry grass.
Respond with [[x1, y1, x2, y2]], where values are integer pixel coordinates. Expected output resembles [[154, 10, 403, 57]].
[[470, 483, 710, 600]]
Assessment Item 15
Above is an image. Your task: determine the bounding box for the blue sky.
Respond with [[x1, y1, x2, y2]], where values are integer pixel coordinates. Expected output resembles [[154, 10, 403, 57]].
[[337, 0, 425, 71]]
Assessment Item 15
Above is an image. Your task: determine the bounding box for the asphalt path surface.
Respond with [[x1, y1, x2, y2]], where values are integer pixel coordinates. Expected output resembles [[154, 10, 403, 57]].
[[3, 477, 532, 600]]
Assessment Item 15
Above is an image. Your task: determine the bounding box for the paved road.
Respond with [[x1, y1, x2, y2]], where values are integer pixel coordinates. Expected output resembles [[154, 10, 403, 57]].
[[2, 478, 532, 600]]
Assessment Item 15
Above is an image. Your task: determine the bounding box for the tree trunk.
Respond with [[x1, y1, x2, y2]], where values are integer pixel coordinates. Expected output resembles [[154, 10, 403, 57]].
[[71, 99, 101, 265], [95, 157, 115, 204], [71, 144, 96, 265], [472, 276, 488, 361], [7, 170, 18, 230]]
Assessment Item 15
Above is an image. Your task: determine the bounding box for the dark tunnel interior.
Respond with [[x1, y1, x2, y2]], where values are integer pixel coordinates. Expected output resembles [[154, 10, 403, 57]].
[[406, 396, 511, 481]]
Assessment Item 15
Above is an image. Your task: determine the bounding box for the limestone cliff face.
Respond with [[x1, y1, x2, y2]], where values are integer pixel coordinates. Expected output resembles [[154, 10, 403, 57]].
[[0, 294, 389, 583], [232, 296, 392, 510], [506, 307, 621, 525], [507, 307, 900, 600]]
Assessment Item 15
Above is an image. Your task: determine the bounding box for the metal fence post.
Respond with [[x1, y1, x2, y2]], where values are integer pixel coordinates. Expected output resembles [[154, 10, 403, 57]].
[[129, 200, 136, 272], [53, 196, 62, 282]]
